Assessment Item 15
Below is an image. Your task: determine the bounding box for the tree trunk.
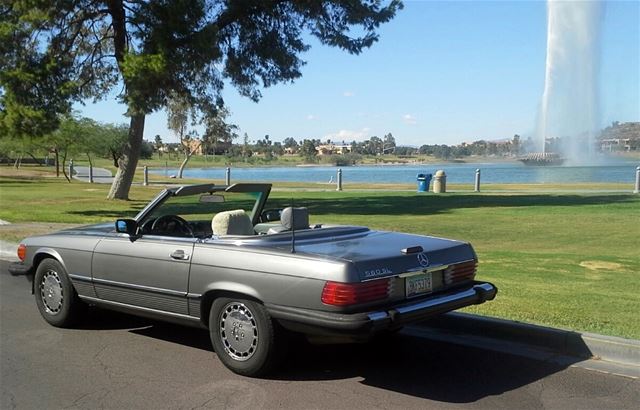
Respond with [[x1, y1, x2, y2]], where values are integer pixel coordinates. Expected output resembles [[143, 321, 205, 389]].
[[107, 114, 145, 200], [25, 152, 43, 165], [177, 150, 195, 179], [61, 151, 70, 182], [110, 149, 119, 168], [14, 152, 24, 169], [54, 148, 60, 177]]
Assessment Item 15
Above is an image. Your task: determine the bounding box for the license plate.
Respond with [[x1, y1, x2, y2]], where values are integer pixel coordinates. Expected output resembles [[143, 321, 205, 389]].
[[405, 272, 433, 298]]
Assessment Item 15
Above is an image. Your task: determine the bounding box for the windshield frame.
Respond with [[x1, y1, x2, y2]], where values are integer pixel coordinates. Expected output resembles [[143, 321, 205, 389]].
[[134, 183, 272, 226]]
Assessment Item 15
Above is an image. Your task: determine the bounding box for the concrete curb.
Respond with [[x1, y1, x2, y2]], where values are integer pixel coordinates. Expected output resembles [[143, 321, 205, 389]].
[[0, 240, 18, 261], [417, 312, 640, 367]]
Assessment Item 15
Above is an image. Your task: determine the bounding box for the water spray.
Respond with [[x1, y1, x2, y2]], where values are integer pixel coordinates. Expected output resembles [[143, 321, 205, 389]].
[[535, 0, 604, 164]]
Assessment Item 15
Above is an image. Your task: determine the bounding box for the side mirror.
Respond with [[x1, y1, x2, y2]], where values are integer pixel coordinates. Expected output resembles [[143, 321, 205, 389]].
[[260, 209, 282, 223], [115, 219, 139, 236]]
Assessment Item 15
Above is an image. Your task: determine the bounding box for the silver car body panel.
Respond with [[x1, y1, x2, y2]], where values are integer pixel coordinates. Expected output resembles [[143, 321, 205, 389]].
[[92, 236, 195, 315], [16, 183, 495, 334]]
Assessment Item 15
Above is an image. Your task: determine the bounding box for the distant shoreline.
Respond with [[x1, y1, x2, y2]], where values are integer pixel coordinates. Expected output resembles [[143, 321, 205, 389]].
[[151, 157, 524, 170], [149, 154, 640, 171]]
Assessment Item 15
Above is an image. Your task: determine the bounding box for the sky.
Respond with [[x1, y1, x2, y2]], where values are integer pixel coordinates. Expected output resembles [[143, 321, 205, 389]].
[[76, 0, 640, 146]]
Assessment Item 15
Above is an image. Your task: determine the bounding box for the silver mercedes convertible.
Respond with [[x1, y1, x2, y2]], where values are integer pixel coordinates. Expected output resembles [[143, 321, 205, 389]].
[[10, 183, 497, 376]]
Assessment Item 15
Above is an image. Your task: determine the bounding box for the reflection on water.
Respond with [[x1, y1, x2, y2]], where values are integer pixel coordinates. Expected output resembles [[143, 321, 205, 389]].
[[153, 162, 638, 184]]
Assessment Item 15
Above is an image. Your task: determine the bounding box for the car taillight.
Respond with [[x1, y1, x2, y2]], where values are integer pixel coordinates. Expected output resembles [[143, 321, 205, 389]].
[[444, 260, 477, 285], [17, 244, 26, 261], [321, 278, 390, 306]]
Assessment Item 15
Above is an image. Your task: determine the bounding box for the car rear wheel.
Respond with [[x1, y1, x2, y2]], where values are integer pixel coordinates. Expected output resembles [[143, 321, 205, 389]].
[[34, 258, 84, 327], [209, 297, 281, 377]]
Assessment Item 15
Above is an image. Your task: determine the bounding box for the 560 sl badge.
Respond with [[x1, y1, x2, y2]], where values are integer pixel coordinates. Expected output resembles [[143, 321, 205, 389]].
[[364, 267, 393, 278]]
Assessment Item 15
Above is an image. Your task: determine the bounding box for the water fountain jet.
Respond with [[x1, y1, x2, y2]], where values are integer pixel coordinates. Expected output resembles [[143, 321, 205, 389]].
[[524, 0, 604, 166]]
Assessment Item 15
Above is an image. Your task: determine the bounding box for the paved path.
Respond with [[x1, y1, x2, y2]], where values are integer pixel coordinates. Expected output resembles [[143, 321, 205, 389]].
[[1, 262, 637, 409], [73, 166, 114, 183]]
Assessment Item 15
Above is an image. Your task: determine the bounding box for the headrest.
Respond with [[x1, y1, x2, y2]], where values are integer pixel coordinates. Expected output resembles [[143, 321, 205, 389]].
[[212, 209, 254, 236], [281, 207, 309, 230]]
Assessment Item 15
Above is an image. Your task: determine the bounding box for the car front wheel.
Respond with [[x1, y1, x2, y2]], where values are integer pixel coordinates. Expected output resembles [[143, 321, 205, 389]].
[[209, 297, 281, 377], [34, 258, 84, 327]]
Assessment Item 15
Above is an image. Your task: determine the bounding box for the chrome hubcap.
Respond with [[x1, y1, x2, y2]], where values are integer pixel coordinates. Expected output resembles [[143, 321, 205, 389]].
[[219, 302, 258, 361], [40, 270, 63, 314]]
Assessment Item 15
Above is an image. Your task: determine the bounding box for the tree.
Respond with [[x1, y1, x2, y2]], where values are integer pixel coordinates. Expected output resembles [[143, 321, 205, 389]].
[[299, 139, 318, 162], [394, 146, 417, 156], [0, 135, 46, 169], [255, 134, 274, 159], [167, 95, 199, 179], [351, 140, 364, 154], [272, 142, 284, 157], [140, 140, 154, 159], [84, 123, 129, 168], [202, 107, 238, 155], [283, 137, 298, 153], [418, 145, 433, 155], [154, 135, 164, 157], [46, 115, 94, 181], [432, 144, 453, 159], [1, 1, 402, 199], [242, 133, 251, 160], [383, 133, 396, 154], [363, 136, 383, 155]]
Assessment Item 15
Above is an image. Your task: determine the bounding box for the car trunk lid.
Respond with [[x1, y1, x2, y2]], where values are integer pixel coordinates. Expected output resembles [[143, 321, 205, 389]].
[[292, 230, 476, 281]]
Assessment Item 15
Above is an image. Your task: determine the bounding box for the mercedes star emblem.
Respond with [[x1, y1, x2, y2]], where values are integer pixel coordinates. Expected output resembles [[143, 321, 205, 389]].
[[417, 252, 429, 267]]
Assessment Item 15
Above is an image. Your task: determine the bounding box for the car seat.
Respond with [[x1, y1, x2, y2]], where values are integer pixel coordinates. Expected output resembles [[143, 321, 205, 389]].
[[212, 209, 254, 236], [267, 207, 309, 234]]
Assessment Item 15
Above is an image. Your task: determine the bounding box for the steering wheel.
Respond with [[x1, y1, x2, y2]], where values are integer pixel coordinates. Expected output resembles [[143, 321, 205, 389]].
[[150, 215, 194, 237]]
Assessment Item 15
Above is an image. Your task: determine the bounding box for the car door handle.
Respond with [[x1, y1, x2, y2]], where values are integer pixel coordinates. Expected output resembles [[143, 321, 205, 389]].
[[170, 250, 190, 260]]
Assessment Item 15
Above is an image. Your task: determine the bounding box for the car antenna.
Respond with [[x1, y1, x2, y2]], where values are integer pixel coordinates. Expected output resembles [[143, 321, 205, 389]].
[[290, 197, 296, 254]]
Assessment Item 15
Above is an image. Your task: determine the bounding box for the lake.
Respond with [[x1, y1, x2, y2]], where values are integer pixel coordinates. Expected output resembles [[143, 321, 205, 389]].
[[154, 161, 639, 185]]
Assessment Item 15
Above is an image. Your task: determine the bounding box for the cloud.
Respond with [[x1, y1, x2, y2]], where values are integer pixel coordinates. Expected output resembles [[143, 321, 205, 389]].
[[343, 91, 355, 97], [306, 114, 317, 120], [403, 114, 417, 125], [325, 127, 370, 142]]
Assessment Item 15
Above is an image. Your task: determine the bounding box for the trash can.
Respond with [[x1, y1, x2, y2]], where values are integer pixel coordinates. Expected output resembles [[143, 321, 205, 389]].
[[433, 170, 447, 193], [417, 173, 432, 192]]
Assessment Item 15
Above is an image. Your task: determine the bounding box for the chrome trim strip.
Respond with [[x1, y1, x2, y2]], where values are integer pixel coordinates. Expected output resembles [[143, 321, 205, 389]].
[[79, 296, 200, 321], [399, 264, 449, 278], [134, 189, 171, 221], [397, 258, 475, 276], [367, 283, 496, 322], [395, 288, 477, 315], [92, 277, 186, 297], [68, 274, 92, 283], [474, 283, 495, 293], [368, 312, 388, 321]]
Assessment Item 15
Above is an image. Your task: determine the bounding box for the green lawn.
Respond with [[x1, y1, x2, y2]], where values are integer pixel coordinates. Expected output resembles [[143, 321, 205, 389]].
[[1, 175, 639, 339]]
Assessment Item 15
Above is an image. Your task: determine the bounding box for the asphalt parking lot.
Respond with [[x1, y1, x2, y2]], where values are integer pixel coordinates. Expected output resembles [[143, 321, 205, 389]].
[[1, 261, 637, 409]]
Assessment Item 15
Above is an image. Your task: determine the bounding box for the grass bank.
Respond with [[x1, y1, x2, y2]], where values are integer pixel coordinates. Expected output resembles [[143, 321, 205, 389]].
[[1, 174, 638, 339], [40, 152, 523, 173]]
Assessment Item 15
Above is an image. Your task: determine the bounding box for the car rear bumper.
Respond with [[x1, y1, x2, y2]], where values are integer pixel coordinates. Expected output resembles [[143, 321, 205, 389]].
[[266, 281, 497, 337], [8, 262, 32, 276]]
